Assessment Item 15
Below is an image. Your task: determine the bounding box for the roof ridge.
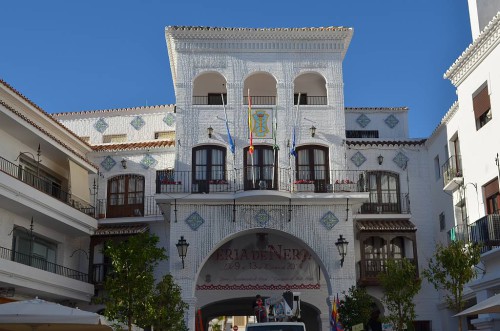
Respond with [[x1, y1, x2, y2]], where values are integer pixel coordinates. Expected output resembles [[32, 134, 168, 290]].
[[53, 104, 175, 116]]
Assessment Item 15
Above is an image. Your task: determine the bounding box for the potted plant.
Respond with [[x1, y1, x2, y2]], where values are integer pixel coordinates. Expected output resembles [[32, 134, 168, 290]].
[[293, 179, 315, 192], [160, 179, 182, 193], [334, 179, 356, 192]]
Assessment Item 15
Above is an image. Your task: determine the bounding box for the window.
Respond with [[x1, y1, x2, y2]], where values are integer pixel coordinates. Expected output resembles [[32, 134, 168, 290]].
[[484, 178, 500, 215], [439, 212, 445, 231], [244, 145, 277, 190], [192, 145, 226, 193], [207, 93, 227, 105], [106, 175, 145, 217], [474, 84, 492, 130], [294, 93, 308, 105], [346, 130, 379, 138], [154, 131, 175, 140], [295, 145, 329, 192], [434, 155, 440, 180], [103, 134, 127, 143], [364, 171, 400, 213], [12, 228, 57, 271]]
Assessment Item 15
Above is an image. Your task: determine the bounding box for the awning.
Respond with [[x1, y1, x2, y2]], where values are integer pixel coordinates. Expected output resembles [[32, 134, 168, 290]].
[[455, 294, 500, 316], [92, 223, 149, 236], [356, 220, 416, 232]]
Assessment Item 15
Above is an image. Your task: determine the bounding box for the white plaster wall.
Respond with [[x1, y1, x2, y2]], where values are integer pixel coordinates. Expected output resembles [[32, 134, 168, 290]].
[[345, 109, 409, 139]]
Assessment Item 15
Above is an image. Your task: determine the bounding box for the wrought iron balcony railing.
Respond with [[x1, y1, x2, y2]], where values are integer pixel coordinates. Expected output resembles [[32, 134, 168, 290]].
[[357, 258, 417, 286], [358, 193, 410, 214], [0, 246, 88, 282], [0, 156, 95, 216], [448, 215, 500, 253], [155, 168, 368, 194], [442, 155, 462, 188], [96, 195, 162, 219], [192, 95, 327, 106]]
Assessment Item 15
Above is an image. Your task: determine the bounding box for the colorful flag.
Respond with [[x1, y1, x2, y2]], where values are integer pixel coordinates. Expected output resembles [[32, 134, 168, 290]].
[[290, 93, 300, 157], [248, 89, 254, 155], [330, 296, 338, 330], [336, 294, 344, 331], [222, 93, 235, 154]]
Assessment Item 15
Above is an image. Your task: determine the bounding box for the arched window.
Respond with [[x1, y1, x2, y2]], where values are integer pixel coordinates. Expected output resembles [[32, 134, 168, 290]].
[[244, 146, 277, 190], [295, 145, 329, 192], [107, 175, 145, 218], [192, 145, 226, 193]]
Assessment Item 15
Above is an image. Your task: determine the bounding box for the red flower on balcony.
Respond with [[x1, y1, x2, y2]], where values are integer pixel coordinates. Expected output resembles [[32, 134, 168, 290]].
[[294, 179, 314, 184], [209, 179, 228, 184], [335, 179, 354, 184]]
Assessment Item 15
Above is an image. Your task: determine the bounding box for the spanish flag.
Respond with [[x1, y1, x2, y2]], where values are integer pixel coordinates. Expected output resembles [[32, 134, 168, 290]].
[[248, 89, 254, 155]]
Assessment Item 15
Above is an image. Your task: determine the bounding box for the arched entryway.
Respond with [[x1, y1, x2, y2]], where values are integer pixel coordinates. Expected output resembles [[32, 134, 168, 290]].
[[194, 230, 331, 331], [199, 298, 321, 331]]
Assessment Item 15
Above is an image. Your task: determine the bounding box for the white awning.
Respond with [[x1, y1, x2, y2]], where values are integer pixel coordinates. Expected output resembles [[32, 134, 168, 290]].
[[455, 294, 500, 316]]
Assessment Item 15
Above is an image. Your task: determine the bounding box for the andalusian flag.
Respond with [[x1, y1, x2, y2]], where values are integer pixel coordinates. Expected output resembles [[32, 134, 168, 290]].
[[248, 89, 254, 155]]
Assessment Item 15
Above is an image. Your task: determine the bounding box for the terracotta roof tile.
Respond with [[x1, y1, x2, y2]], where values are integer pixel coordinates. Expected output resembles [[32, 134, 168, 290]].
[[92, 140, 175, 152], [356, 220, 416, 232], [0, 79, 93, 150], [346, 140, 426, 147], [93, 223, 149, 236]]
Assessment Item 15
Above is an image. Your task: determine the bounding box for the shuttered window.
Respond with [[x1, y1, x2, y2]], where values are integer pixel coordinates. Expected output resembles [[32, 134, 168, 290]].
[[473, 85, 492, 129]]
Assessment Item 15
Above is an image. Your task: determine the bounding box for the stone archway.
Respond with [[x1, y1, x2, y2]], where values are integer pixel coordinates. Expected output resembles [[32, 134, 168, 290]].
[[194, 230, 330, 330]]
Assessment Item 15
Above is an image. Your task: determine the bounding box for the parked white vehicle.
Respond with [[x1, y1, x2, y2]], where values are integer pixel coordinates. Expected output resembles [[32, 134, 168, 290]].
[[246, 322, 306, 331]]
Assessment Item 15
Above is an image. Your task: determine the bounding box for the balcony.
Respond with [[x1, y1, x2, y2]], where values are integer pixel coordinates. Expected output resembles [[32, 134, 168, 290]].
[[358, 193, 410, 214], [155, 169, 367, 195], [451, 215, 500, 253], [96, 196, 162, 219], [0, 156, 95, 216], [0, 246, 88, 282], [442, 155, 463, 191], [357, 258, 418, 286]]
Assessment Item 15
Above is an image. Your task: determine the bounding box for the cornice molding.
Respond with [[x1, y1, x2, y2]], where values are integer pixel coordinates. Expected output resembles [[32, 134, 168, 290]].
[[427, 101, 459, 144], [444, 12, 500, 86]]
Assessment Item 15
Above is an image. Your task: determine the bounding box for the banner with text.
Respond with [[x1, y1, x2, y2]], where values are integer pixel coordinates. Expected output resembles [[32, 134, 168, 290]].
[[196, 233, 320, 290]]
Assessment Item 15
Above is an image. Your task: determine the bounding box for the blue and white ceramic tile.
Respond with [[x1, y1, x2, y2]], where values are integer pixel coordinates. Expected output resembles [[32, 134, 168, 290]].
[[320, 211, 339, 230], [94, 118, 109, 133], [356, 114, 370, 128], [186, 212, 205, 231], [101, 156, 116, 171], [351, 151, 367, 167], [385, 115, 399, 128]]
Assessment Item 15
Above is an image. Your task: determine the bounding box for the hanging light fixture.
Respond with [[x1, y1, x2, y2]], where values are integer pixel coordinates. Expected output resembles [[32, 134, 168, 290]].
[[176, 236, 189, 269], [121, 158, 127, 169], [207, 126, 214, 138], [335, 234, 349, 267], [310, 125, 316, 137], [377, 155, 384, 165]]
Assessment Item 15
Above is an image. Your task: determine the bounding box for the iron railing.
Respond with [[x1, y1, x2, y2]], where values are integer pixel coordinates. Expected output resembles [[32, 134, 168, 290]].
[[243, 96, 276, 105], [448, 215, 500, 253], [0, 246, 88, 282], [293, 96, 327, 105], [357, 258, 417, 285], [0, 156, 95, 216], [155, 169, 368, 194], [442, 155, 462, 188], [359, 193, 410, 214], [96, 195, 162, 219]]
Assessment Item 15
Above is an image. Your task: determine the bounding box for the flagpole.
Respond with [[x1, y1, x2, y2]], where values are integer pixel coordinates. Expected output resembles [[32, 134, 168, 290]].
[[221, 92, 236, 187], [248, 89, 255, 188], [290, 93, 300, 190], [272, 96, 278, 189]]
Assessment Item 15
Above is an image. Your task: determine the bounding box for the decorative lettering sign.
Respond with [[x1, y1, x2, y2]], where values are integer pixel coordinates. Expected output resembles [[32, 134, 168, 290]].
[[196, 233, 320, 290]]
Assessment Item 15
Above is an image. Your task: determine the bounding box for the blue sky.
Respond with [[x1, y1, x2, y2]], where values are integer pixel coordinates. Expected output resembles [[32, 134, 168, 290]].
[[1, 0, 471, 138]]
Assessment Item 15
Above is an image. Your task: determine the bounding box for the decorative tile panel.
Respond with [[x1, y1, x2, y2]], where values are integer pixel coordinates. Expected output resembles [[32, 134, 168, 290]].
[[101, 156, 116, 171], [351, 151, 367, 167], [185, 212, 204, 231], [94, 118, 109, 133], [356, 114, 370, 128], [131, 116, 146, 130], [255, 209, 270, 227], [393, 152, 409, 169], [385, 114, 399, 128], [163, 113, 175, 127], [141, 154, 157, 169], [320, 211, 339, 230]]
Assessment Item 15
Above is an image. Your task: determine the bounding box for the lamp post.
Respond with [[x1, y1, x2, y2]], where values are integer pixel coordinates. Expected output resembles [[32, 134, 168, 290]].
[[176, 236, 189, 269], [335, 234, 349, 267]]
